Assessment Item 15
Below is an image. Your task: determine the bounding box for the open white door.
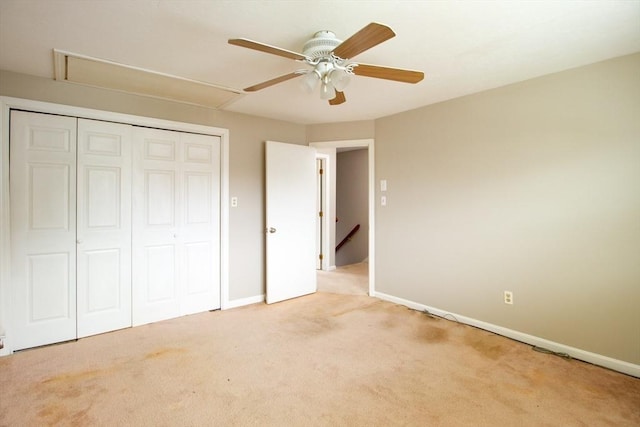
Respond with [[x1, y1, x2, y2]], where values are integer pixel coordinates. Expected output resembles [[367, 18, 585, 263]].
[[266, 141, 317, 304]]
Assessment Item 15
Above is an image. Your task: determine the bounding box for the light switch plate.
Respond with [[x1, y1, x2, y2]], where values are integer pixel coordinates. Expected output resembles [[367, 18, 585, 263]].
[[380, 180, 387, 192]]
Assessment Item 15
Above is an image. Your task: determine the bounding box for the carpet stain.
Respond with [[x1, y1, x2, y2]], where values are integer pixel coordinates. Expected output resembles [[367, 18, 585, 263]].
[[381, 315, 397, 329], [463, 330, 508, 360], [37, 403, 68, 425], [417, 325, 449, 343], [293, 316, 337, 336], [41, 368, 104, 386], [37, 403, 92, 426], [144, 347, 187, 360], [34, 369, 105, 425], [30, 346, 195, 425]]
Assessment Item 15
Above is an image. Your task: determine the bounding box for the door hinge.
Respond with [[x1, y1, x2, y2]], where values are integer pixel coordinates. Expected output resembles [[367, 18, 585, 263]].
[[319, 254, 323, 260], [319, 211, 323, 217], [319, 168, 324, 175]]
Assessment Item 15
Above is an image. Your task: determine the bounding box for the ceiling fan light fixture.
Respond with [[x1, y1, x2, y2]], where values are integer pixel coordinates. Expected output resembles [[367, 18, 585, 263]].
[[301, 70, 320, 93], [330, 68, 350, 92], [319, 78, 336, 100]]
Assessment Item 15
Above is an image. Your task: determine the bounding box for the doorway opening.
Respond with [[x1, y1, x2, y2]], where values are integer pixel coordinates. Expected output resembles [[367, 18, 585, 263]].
[[310, 139, 375, 296]]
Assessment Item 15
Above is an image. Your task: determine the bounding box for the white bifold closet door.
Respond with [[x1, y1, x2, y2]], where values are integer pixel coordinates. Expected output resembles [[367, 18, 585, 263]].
[[132, 127, 221, 326], [10, 111, 132, 349], [10, 111, 78, 350], [76, 119, 132, 338]]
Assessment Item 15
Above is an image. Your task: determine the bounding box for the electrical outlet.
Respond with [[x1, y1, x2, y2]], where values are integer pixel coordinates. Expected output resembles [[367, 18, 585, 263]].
[[504, 291, 513, 305]]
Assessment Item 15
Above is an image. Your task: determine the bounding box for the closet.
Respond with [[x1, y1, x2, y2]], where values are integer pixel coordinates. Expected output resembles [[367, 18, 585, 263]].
[[9, 110, 220, 351]]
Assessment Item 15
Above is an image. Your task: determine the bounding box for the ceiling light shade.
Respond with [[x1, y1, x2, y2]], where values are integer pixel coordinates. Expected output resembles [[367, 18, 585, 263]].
[[301, 71, 320, 93], [320, 80, 335, 100], [330, 69, 350, 91]]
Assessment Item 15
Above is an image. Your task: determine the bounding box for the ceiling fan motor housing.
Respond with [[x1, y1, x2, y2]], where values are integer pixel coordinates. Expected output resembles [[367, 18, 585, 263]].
[[303, 31, 343, 59]]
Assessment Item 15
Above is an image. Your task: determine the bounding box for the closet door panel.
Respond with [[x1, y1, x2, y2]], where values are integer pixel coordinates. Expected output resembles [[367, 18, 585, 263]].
[[10, 111, 77, 350], [133, 128, 220, 325], [76, 119, 132, 338], [180, 133, 221, 315], [133, 128, 181, 325]]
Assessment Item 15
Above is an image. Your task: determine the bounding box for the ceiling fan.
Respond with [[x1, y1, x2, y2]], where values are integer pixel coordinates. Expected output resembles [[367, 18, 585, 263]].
[[228, 22, 424, 106]]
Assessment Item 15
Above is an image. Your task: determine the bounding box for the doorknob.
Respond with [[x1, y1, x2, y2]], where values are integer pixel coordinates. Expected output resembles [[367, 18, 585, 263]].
[[268, 227, 276, 233]]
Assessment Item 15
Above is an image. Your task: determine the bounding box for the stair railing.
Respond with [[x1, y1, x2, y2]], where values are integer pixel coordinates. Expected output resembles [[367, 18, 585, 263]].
[[336, 224, 360, 252]]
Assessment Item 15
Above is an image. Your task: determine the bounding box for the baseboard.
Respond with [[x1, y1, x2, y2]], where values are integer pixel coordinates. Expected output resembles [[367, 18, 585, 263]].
[[374, 291, 639, 378], [224, 294, 265, 310]]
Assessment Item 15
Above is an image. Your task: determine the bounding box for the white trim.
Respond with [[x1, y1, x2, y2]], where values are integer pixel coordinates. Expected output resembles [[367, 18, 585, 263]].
[[309, 139, 375, 297], [220, 128, 230, 310], [225, 294, 265, 309], [0, 95, 8, 355], [315, 153, 330, 271], [0, 96, 231, 353], [52, 49, 243, 95], [375, 291, 640, 378]]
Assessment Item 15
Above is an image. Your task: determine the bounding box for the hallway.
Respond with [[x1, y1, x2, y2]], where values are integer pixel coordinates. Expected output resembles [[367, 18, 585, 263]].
[[317, 262, 368, 295]]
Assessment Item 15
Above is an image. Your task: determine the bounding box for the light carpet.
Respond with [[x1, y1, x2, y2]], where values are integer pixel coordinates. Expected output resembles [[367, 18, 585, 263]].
[[1, 279, 638, 426]]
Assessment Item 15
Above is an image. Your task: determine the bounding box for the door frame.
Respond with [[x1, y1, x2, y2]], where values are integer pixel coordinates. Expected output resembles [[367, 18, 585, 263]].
[[309, 139, 375, 296], [315, 154, 330, 270], [0, 96, 230, 356]]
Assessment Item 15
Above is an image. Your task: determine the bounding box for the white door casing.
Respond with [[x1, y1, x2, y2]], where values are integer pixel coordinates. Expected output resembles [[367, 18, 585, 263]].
[[132, 127, 220, 325], [265, 141, 317, 304], [310, 139, 375, 295], [10, 111, 78, 350], [76, 119, 132, 338], [316, 158, 324, 270]]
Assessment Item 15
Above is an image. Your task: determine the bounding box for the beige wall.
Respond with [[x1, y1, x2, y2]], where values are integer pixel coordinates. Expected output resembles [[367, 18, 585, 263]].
[[375, 53, 640, 364], [307, 120, 374, 142], [0, 70, 307, 302]]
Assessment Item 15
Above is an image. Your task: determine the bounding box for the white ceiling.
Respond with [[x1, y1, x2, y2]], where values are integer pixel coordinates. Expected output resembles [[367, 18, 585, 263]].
[[1, 0, 639, 125]]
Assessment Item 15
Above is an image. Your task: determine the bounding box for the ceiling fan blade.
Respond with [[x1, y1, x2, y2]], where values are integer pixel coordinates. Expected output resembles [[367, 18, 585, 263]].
[[244, 72, 302, 92], [353, 63, 424, 83], [332, 22, 395, 59], [229, 38, 308, 61], [329, 91, 346, 106]]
